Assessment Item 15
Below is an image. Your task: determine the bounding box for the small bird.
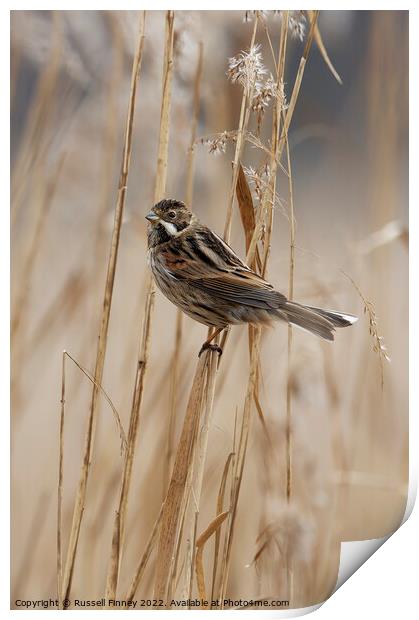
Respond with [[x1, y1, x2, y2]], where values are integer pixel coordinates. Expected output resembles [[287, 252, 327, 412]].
[[146, 199, 357, 355]]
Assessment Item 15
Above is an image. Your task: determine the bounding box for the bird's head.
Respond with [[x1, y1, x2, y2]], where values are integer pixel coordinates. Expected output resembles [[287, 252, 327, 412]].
[[146, 199, 194, 246]]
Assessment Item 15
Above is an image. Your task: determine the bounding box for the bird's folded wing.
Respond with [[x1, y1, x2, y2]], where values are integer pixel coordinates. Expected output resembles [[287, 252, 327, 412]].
[[190, 272, 287, 309], [156, 227, 287, 309]]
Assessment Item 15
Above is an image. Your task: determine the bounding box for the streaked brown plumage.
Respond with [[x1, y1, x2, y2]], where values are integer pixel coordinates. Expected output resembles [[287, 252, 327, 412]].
[[146, 199, 357, 342]]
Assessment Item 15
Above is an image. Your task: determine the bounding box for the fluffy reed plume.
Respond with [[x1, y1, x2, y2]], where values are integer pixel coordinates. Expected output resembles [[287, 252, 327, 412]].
[[58, 13, 146, 606], [223, 18, 259, 240], [204, 130, 230, 155], [227, 43, 267, 97], [244, 10, 342, 84], [287, 11, 307, 41]]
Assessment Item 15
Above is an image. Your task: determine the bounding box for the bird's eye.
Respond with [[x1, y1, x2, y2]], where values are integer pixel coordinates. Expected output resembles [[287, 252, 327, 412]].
[[167, 210, 176, 219]]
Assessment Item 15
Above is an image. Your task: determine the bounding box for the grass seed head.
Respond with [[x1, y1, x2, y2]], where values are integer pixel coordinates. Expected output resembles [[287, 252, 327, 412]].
[[227, 43, 267, 98]]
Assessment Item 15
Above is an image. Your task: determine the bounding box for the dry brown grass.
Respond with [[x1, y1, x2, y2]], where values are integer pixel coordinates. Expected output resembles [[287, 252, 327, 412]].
[[104, 10, 175, 602], [59, 12, 146, 606]]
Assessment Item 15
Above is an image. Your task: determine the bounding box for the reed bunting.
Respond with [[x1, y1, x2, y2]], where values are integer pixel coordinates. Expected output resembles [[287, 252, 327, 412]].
[[146, 199, 357, 353]]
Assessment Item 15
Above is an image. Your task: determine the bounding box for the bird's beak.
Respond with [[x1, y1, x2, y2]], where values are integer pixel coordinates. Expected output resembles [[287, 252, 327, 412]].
[[145, 211, 159, 223]]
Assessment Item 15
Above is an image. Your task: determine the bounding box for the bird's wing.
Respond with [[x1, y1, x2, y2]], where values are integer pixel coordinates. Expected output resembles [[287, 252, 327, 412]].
[[191, 272, 286, 309], [157, 226, 287, 309]]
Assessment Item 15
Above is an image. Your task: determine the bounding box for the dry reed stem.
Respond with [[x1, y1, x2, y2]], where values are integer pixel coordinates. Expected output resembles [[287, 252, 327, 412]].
[[253, 54, 315, 592], [181, 19, 264, 599], [155, 9, 316, 603], [105, 280, 154, 599], [105, 9, 174, 599], [236, 163, 261, 271], [243, 23, 291, 525], [185, 41, 204, 208], [164, 309, 183, 492], [278, 12, 319, 155], [218, 14, 319, 601], [218, 326, 262, 605], [180, 18, 281, 603], [126, 505, 164, 602], [169, 505, 189, 599], [230, 28, 289, 591], [253, 366, 270, 439], [244, 14, 288, 271], [246, 11, 318, 271], [165, 41, 204, 493], [263, 20, 278, 74], [195, 511, 229, 601], [210, 452, 234, 605], [223, 17, 259, 241], [236, 165, 269, 437], [260, 11, 288, 278], [60, 13, 146, 605], [57, 352, 66, 607], [154, 18, 262, 606], [153, 352, 209, 603], [57, 350, 128, 605], [93, 13, 125, 274], [307, 10, 343, 85], [154, 11, 175, 203], [181, 350, 218, 599], [63, 351, 127, 449], [186, 512, 199, 600]]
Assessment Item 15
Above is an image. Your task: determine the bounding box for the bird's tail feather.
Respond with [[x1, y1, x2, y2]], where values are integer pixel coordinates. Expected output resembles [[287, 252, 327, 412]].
[[281, 302, 358, 341]]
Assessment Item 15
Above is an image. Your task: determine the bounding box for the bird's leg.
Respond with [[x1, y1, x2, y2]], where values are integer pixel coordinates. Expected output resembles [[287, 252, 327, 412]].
[[198, 327, 225, 357]]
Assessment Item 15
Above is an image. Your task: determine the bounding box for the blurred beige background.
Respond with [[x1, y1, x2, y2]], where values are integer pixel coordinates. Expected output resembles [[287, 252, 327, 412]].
[[11, 10, 408, 609]]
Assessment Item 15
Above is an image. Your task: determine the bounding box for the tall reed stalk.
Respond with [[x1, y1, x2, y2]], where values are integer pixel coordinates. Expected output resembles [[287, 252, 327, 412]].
[[59, 13, 146, 606], [218, 16, 289, 603], [104, 10, 174, 601], [152, 15, 264, 608], [223, 18, 258, 241], [164, 41, 204, 494]]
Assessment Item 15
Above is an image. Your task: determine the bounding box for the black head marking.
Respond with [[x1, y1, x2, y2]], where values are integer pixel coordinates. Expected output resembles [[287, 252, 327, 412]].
[[146, 199, 194, 247]]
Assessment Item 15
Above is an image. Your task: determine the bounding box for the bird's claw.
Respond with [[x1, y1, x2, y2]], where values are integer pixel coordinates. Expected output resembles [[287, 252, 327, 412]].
[[198, 343, 223, 358]]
